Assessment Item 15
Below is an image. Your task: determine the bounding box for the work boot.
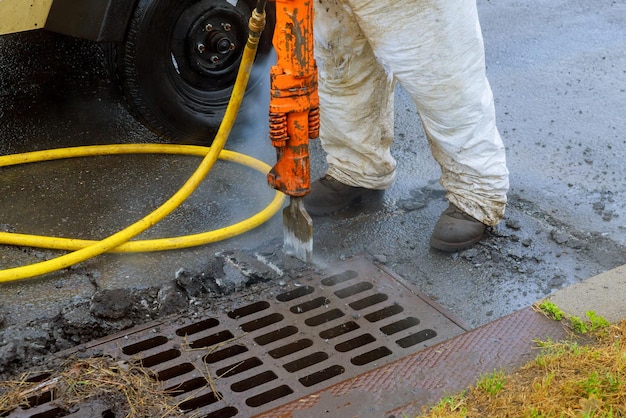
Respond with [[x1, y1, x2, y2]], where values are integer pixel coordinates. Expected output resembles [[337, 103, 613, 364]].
[[430, 203, 486, 252], [304, 175, 384, 216]]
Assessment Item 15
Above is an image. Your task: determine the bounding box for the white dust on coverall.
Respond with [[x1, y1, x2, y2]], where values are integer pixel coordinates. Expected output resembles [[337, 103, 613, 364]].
[[314, 0, 509, 226]]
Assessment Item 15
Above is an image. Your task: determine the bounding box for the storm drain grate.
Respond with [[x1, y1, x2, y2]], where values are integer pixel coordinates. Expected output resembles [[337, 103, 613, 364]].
[[10, 256, 468, 417]]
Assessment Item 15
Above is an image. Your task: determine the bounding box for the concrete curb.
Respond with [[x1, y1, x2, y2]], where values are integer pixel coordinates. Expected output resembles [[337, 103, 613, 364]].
[[545, 264, 626, 324]]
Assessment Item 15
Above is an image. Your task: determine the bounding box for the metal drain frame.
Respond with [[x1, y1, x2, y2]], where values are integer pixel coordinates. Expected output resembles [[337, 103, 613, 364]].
[[11, 256, 468, 417]]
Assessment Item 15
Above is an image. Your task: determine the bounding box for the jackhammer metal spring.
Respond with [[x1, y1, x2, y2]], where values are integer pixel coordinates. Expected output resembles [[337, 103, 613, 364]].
[[269, 112, 288, 147], [308, 107, 320, 139]]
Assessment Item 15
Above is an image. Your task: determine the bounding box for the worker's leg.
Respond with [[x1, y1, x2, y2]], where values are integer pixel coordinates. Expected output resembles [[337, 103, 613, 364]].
[[349, 0, 509, 226], [313, 0, 396, 190]]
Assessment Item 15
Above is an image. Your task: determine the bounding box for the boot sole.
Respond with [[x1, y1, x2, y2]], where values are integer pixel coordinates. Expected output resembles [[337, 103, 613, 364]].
[[429, 232, 485, 253]]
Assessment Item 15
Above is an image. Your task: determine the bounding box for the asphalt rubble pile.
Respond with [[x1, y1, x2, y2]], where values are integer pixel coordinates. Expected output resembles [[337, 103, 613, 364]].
[[0, 244, 311, 382]]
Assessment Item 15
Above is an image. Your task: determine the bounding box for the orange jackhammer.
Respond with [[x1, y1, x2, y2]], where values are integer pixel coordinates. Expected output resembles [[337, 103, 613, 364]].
[[266, 0, 319, 262]]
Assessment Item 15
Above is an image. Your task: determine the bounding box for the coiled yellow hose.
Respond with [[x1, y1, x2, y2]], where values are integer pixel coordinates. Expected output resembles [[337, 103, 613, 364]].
[[0, 10, 280, 283], [0, 144, 285, 254]]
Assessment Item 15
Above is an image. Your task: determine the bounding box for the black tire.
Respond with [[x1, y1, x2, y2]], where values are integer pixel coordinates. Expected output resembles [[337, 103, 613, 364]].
[[112, 0, 274, 144]]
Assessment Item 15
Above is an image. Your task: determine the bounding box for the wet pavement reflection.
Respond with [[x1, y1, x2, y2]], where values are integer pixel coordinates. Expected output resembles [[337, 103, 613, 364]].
[[2, 3, 626, 333]]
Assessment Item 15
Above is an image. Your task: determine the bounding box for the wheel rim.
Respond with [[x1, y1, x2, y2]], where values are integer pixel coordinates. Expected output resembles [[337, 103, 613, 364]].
[[169, 0, 253, 106]]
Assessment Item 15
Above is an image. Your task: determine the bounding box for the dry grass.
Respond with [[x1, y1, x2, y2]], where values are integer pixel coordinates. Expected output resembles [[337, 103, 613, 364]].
[[0, 356, 185, 417], [0, 333, 248, 417], [420, 319, 626, 417]]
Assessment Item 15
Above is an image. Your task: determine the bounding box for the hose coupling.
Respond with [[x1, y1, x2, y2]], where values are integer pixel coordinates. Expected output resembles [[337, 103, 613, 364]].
[[248, 8, 267, 43]]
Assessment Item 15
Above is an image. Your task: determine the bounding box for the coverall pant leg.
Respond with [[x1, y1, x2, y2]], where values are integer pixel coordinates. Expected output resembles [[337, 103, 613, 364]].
[[314, 0, 509, 225]]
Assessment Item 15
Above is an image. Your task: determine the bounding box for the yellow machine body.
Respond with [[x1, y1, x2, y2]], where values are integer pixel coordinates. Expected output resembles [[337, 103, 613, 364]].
[[0, 0, 53, 35]]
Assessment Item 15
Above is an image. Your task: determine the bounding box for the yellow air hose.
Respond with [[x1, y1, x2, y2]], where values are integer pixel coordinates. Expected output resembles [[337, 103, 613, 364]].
[[0, 9, 281, 283]]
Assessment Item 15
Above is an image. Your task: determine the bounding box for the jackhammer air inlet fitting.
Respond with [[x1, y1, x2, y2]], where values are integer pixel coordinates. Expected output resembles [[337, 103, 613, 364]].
[[248, 8, 266, 44]]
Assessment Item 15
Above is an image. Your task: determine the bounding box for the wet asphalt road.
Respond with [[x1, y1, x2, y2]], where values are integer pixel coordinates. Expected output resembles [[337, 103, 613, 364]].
[[1, 0, 625, 331]]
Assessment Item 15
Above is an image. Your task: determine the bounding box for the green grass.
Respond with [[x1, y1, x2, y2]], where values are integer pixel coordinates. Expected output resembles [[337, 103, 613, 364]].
[[476, 369, 506, 397], [537, 301, 565, 320], [419, 319, 626, 418], [536, 301, 611, 336]]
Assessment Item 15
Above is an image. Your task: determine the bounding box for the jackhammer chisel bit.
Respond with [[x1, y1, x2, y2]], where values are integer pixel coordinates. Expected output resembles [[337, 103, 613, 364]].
[[282, 197, 313, 262], [267, 0, 319, 263]]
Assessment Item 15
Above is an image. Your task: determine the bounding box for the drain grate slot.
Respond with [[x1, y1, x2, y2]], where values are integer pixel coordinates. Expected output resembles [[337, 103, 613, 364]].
[[138, 348, 181, 368], [304, 308, 344, 326], [122, 335, 168, 355], [205, 406, 238, 418], [179, 390, 222, 410], [217, 357, 263, 378], [351, 346, 393, 366], [15, 257, 467, 417], [335, 333, 376, 352], [268, 339, 314, 359], [204, 345, 248, 364], [319, 321, 360, 339], [381, 317, 421, 335], [246, 385, 294, 407], [334, 281, 373, 298], [321, 270, 358, 286], [26, 390, 54, 409], [231, 371, 278, 392], [176, 318, 220, 336], [349, 293, 388, 310], [397, 329, 438, 348], [283, 352, 329, 373], [299, 364, 345, 387], [156, 362, 195, 381], [275, 286, 314, 301], [290, 296, 330, 313], [164, 377, 208, 394], [254, 325, 298, 345], [190, 330, 235, 349], [365, 304, 404, 322], [228, 301, 270, 319], [240, 313, 283, 332]]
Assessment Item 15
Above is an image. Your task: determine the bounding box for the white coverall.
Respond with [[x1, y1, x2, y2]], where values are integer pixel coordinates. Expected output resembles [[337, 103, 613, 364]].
[[314, 0, 509, 226]]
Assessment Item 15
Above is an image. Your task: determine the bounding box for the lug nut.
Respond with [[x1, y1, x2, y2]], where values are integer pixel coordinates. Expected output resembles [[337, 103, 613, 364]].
[[210, 56, 220, 64], [205, 23, 213, 31], [197, 43, 206, 53], [221, 23, 232, 31]]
